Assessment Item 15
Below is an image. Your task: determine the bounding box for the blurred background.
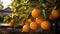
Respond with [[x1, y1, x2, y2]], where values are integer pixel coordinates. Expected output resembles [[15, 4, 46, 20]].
[[0, 0, 13, 22]]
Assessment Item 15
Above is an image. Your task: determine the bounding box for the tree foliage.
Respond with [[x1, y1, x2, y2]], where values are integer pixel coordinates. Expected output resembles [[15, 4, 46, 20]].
[[3, 0, 60, 26]]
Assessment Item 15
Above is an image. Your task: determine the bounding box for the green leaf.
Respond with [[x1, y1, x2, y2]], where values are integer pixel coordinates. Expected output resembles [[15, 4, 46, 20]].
[[41, 9, 47, 20], [19, 6, 26, 11], [39, 0, 45, 4]]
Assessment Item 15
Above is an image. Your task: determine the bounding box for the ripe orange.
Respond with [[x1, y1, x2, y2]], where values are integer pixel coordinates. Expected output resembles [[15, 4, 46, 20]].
[[22, 25, 30, 32], [49, 15, 54, 20], [49, 10, 59, 20], [10, 19, 15, 23], [31, 9, 40, 18], [9, 19, 15, 26], [36, 17, 44, 24], [20, 22, 24, 26], [28, 18, 32, 23], [30, 22, 38, 30], [41, 21, 51, 30]]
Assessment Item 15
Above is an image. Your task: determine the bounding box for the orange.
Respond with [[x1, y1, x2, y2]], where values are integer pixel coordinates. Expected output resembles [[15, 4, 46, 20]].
[[41, 21, 51, 30], [10, 19, 15, 23], [9, 19, 15, 26], [31, 9, 40, 18], [49, 10, 59, 20], [36, 17, 44, 24], [49, 15, 54, 20], [22, 25, 30, 32], [28, 18, 32, 23], [30, 22, 38, 30], [20, 22, 24, 26]]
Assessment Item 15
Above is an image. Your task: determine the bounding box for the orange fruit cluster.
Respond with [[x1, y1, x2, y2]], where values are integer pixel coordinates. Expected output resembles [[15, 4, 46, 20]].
[[10, 9, 60, 32], [22, 9, 51, 32]]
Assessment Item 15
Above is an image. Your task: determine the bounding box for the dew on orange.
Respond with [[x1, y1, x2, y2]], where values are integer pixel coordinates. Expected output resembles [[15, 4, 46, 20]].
[[22, 25, 30, 32], [41, 21, 51, 30], [30, 22, 38, 30]]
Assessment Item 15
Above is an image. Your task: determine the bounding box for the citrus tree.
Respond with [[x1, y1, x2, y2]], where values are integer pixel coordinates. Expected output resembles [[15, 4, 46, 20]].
[[3, 0, 60, 32]]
